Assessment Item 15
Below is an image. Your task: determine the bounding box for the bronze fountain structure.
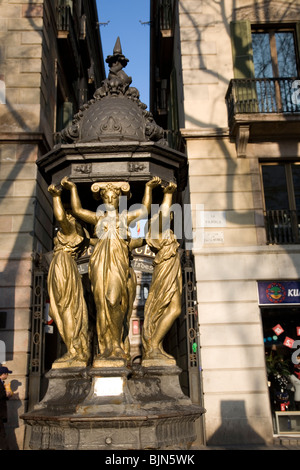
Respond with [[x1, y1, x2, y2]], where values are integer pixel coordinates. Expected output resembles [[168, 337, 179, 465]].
[[22, 38, 205, 450]]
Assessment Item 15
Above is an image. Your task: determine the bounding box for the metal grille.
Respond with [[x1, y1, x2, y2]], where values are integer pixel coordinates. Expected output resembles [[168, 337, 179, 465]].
[[265, 210, 300, 244], [183, 252, 202, 405], [57, 1, 72, 31], [159, 0, 174, 31], [226, 77, 300, 120], [27, 270, 46, 410], [30, 271, 45, 374]]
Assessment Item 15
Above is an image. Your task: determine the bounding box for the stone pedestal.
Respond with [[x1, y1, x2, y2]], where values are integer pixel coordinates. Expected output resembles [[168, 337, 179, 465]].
[[22, 365, 205, 450], [76, 366, 134, 415], [33, 367, 90, 414]]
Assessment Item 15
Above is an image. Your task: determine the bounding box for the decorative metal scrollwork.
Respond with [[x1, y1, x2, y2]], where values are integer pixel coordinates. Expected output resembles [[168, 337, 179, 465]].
[[183, 252, 199, 369]]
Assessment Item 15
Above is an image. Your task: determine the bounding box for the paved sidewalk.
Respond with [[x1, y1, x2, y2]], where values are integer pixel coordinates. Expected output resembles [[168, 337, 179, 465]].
[[190, 435, 300, 450]]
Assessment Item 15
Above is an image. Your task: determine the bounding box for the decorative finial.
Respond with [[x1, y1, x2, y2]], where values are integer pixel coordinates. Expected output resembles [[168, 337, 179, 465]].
[[106, 37, 129, 69], [60, 38, 167, 146], [113, 37, 122, 55]]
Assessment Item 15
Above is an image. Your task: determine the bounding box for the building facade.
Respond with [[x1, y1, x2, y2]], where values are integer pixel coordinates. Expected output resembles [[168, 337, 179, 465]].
[[150, 0, 300, 445], [0, 0, 105, 449]]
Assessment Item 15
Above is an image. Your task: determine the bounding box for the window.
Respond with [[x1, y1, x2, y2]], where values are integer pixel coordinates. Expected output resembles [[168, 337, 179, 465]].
[[231, 21, 300, 79], [252, 30, 298, 79], [229, 21, 300, 114], [252, 29, 299, 112], [262, 163, 300, 244], [261, 305, 300, 427]]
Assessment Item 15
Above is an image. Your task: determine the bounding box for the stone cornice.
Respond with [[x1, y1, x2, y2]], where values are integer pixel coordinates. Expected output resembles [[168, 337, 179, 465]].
[[180, 127, 230, 139]]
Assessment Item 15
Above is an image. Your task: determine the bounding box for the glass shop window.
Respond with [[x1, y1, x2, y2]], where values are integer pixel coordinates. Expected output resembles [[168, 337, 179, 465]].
[[261, 306, 300, 433]]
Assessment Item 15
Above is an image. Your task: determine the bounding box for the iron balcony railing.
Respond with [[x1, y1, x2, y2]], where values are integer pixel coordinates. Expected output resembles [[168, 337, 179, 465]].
[[57, 1, 84, 39], [264, 209, 300, 245], [226, 77, 300, 121], [56, 1, 80, 75], [159, 0, 175, 31], [57, 1, 72, 32]]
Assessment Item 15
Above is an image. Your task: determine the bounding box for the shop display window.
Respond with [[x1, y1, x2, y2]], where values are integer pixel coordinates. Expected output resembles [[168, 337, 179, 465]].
[[261, 306, 300, 432]]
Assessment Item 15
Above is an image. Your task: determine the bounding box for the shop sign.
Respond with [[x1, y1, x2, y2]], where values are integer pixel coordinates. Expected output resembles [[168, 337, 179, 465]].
[[258, 281, 300, 306], [131, 258, 154, 273], [283, 336, 295, 348], [131, 244, 155, 273], [272, 324, 284, 335]]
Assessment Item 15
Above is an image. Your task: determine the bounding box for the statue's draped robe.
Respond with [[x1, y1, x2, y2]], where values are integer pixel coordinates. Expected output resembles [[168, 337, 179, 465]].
[[47, 230, 89, 360], [143, 229, 182, 346], [89, 213, 130, 354]]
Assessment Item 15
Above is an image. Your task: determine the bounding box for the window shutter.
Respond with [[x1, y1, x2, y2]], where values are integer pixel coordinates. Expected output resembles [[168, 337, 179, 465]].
[[230, 21, 255, 78], [230, 20, 257, 112]]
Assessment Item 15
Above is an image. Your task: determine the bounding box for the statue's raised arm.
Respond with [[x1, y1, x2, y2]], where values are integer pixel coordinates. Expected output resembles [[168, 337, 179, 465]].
[[61, 177, 98, 226], [47, 183, 90, 368], [127, 176, 161, 225]]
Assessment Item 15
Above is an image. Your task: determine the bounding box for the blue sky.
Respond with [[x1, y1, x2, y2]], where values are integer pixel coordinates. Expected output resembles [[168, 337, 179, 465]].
[[96, 0, 150, 108]]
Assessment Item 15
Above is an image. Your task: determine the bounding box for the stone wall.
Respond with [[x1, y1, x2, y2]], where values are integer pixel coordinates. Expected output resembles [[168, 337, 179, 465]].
[[178, 0, 300, 445], [0, 0, 51, 449]]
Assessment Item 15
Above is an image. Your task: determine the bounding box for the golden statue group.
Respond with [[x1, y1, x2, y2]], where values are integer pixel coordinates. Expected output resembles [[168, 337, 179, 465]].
[[47, 176, 182, 369]]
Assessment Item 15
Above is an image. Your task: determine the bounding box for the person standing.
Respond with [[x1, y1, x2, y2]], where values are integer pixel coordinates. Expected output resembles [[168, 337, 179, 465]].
[[0, 366, 13, 450]]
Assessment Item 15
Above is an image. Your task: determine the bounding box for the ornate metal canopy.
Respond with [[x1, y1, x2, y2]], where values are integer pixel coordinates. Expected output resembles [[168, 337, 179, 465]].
[[37, 38, 187, 191], [61, 37, 166, 145]]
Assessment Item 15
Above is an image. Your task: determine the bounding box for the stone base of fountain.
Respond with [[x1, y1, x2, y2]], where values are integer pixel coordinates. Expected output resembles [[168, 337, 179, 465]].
[[22, 364, 205, 450]]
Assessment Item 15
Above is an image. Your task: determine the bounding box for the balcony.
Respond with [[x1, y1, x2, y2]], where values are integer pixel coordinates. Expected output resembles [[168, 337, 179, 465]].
[[57, 3, 73, 38], [56, 2, 80, 75], [225, 77, 300, 156], [265, 209, 300, 245], [159, 0, 175, 37]]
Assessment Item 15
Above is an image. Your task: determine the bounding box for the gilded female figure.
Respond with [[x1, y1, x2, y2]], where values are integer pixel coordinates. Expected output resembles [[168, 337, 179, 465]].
[[61, 176, 161, 366], [142, 182, 182, 365], [47, 185, 90, 368]]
